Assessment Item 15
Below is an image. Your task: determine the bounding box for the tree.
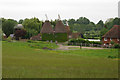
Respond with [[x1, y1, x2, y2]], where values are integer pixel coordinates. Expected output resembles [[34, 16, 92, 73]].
[[113, 18, 120, 25], [50, 20, 56, 28], [76, 17, 90, 24], [2, 19, 17, 37], [105, 17, 120, 30], [96, 20, 104, 30], [100, 28, 108, 40], [14, 29, 26, 40], [22, 17, 42, 39], [18, 19, 23, 24]]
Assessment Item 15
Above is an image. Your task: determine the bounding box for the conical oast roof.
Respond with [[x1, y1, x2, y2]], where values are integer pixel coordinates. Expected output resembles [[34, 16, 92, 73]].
[[102, 25, 120, 38], [54, 20, 67, 33], [41, 20, 53, 33]]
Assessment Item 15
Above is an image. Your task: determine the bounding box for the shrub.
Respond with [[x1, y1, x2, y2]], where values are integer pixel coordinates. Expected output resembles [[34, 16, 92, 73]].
[[7, 36, 12, 42], [54, 33, 68, 42], [41, 33, 68, 42], [77, 38, 86, 43], [113, 44, 120, 48], [110, 41, 115, 45], [89, 41, 102, 45], [108, 56, 117, 59], [27, 40, 34, 43], [68, 38, 101, 45], [41, 33, 55, 41]]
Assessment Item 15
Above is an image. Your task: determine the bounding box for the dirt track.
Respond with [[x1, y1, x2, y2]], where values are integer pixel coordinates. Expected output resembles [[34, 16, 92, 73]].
[[57, 44, 106, 50]]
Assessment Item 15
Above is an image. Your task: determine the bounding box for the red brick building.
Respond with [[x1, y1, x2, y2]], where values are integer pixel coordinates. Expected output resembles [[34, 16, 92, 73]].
[[102, 25, 120, 46]]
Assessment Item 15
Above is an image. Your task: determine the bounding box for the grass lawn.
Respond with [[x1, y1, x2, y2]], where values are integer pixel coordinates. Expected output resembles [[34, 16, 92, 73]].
[[2, 41, 119, 78]]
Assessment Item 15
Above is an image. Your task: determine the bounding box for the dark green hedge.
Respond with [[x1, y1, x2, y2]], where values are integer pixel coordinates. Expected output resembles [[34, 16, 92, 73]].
[[41, 33, 68, 42], [41, 33, 55, 41], [54, 33, 68, 42]]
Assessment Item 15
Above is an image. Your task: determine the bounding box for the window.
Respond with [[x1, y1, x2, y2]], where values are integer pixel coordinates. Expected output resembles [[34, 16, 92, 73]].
[[117, 39, 119, 41], [110, 38, 112, 41], [104, 38, 107, 41]]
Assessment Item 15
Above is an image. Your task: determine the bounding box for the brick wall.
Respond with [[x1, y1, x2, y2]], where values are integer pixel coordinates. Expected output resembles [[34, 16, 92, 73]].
[[102, 37, 120, 45]]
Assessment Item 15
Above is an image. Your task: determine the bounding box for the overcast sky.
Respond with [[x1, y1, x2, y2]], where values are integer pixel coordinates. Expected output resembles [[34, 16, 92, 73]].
[[0, 0, 119, 23]]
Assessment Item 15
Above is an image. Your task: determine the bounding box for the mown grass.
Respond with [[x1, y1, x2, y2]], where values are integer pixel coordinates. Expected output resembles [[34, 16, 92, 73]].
[[2, 41, 119, 78]]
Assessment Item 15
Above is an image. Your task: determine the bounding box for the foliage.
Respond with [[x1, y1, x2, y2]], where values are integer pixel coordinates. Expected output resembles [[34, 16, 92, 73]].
[[28, 41, 58, 49], [110, 41, 115, 45], [41, 33, 68, 42], [1, 17, 120, 40], [100, 28, 108, 40], [89, 41, 101, 44], [2, 19, 17, 37], [18, 19, 23, 24], [54, 33, 68, 42], [41, 33, 54, 41], [96, 20, 104, 30], [113, 44, 120, 48], [108, 56, 118, 59], [22, 17, 42, 39], [27, 40, 35, 43], [7, 36, 12, 42], [68, 38, 101, 45], [14, 29, 26, 40]]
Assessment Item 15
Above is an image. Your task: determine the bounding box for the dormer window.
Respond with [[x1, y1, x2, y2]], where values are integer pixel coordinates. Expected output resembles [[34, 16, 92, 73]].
[[104, 38, 107, 41], [110, 38, 112, 41]]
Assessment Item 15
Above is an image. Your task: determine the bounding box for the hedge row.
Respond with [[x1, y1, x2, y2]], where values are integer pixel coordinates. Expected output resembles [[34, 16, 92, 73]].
[[68, 38, 101, 45], [41, 33, 68, 42]]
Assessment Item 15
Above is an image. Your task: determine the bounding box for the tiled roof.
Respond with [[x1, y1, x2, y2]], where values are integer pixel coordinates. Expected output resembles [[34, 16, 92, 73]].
[[41, 20, 53, 33], [54, 20, 67, 33], [102, 25, 120, 38]]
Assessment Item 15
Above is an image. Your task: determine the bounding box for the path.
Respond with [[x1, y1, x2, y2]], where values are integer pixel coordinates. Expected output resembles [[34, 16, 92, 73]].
[[57, 44, 106, 50]]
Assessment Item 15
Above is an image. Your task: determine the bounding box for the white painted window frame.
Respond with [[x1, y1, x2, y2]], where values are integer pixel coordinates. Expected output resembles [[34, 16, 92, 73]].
[[104, 38, 107, 41]]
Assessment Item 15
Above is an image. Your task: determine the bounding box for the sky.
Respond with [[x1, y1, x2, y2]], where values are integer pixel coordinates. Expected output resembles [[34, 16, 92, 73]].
[[0, 0, 119, 23]]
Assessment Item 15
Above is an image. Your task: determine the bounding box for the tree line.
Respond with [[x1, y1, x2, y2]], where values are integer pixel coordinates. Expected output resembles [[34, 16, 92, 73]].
[[0, 17, 120, 39]]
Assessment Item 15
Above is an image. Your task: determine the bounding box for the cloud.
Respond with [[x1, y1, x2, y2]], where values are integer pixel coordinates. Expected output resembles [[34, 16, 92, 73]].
[[0, 0, 119, 23]]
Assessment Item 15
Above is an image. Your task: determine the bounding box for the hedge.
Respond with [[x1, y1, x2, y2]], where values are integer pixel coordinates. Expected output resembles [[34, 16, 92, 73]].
[[54, 33, 68, 42], [41, 33, 68, 42], [68, 38, 101, 45], [41, 33, 55, 41]]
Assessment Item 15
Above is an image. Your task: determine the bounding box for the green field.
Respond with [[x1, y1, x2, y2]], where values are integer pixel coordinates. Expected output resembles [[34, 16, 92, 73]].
[[2, 41, 119, 78]]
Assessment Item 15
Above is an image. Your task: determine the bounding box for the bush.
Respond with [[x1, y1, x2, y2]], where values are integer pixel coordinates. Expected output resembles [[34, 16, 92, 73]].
[[41, 33, 68, 42], [108, 56, 117, 59], [69, 38, 86, 44], [113, 44, 120, 48], [89, 41, 101, 45], [27, 40, 34, 43], [7, 36, 12, 42], [68, 38, 101, 45], [41, 33, 54, 41], [54, 33, 68, 42]]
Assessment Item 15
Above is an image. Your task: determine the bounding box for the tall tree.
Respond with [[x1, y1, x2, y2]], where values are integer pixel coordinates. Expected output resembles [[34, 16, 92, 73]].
[[22, 17, 42, 38], [96, 20, 104, 30], [113, 18, 120, 25], [18, 19, 23, 24], [2, 19, 17, 37], [76, 17, 90, 24]]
